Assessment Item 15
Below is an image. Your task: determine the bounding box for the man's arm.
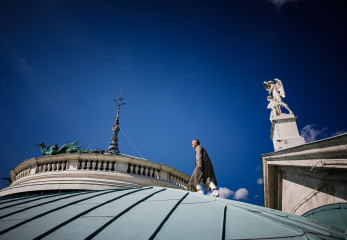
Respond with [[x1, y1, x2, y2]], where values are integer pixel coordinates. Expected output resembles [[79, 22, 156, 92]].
[[196, 146, 203, 171]]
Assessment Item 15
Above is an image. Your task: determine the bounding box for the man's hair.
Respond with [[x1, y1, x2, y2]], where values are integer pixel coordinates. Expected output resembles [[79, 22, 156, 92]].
[[192, 139, 200, 145]]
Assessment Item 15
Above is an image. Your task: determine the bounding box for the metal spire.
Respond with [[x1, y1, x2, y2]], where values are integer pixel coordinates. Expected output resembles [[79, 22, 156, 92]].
[[107, 90, 126, 155]]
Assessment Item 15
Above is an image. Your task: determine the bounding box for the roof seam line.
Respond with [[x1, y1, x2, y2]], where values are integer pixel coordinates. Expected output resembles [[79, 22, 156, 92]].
[[222, 205, 227, 240], [0, 194, 39, 205], [33, 187, 153, 240], [85, 188, 167, 240], [258, 213, 332, 237], [148, 191, 189, 240], [226, 203, 330, 236], [0, 191, 95, 220], [0, 191, 77, 211], [0, 188, 125, 235], [225, 233, 305, 240]]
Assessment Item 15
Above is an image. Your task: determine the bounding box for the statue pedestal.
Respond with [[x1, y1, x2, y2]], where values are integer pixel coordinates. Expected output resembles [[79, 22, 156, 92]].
[[270, 114, 305, 151]]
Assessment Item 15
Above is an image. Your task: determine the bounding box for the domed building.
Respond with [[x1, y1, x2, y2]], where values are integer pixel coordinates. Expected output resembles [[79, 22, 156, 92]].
[[1, 187, 346, 240], [0, 94, 192, 196], [0, 94, 346, 240]]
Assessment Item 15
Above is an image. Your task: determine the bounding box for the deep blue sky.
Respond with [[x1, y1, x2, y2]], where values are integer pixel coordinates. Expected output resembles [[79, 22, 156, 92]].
[[0, 0, 346, 205]]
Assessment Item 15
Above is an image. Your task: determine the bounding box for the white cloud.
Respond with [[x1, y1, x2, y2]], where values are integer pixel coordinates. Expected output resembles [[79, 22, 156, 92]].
[[207, 187, 234, 199], [332, 130, 346, 137], [254, 194, 259, 199], [267, 0, 302, 9], [206, 187, 252, 200], [256, 178, 263, 184], [256, 165, 261, 171], [218, 187, 234, 199], [300, 125, 346, 142], [234, 188, 249, 200], [300, 124, 327, 142]]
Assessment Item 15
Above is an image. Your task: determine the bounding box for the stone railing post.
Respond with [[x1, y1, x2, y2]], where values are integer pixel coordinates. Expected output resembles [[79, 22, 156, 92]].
[[116, 162, 127, 172], [159, 171, 168, 181], [29, 165, 37, 175], [68, 160, 79, 170]]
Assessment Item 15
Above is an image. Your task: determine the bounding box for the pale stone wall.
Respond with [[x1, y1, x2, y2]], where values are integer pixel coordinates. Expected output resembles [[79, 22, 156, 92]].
[[262, 133, 347, 215], [281, 167, 347, 215]]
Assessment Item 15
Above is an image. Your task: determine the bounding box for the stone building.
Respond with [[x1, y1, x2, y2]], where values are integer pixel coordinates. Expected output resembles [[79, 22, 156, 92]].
[[262, 79, 347, 230], [262, 133, 347, 229]]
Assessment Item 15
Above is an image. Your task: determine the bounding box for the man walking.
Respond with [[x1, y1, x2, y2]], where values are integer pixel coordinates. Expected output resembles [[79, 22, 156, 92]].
[[188, 139, 219, 197]]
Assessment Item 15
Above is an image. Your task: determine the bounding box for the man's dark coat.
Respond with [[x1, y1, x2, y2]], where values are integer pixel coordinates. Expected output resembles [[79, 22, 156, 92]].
[[188, 145, 218, 191]]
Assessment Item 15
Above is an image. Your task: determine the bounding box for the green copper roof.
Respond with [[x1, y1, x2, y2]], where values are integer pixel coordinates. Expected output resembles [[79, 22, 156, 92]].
[[0, 187, 346, 240], [303, 203, 347, 232]]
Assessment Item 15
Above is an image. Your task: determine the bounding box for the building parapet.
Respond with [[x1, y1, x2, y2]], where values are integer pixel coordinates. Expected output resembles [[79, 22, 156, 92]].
[[2, 153, 192, 196]]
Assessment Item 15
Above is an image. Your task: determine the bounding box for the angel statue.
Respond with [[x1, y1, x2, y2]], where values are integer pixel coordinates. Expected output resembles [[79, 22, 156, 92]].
[[266, 96, 281, 120], [263, 78, 293, 119]]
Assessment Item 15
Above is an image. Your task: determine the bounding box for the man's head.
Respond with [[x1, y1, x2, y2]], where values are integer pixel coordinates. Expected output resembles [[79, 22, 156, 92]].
[[192, 139, 200, 149]]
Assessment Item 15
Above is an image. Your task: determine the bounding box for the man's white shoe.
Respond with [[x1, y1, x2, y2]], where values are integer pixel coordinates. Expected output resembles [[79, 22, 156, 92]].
[[211, 190, 219, 197], [197, 190, 204, 195]]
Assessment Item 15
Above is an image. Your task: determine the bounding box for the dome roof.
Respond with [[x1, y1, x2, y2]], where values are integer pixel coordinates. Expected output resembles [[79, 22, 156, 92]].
[[0, 187, 346, 240], [303, 203, 347, 232]]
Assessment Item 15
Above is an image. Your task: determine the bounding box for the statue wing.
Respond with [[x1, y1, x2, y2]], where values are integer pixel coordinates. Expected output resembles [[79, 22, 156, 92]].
[[274, 78, 286, 98], [263, 81, 269, 91]]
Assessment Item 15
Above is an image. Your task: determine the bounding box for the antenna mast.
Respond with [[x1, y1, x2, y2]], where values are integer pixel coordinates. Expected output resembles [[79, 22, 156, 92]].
[[107, 90, 126, 155]]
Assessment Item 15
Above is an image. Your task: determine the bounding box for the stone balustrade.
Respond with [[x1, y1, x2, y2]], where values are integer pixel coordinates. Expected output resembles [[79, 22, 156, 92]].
[[8, 153, 192, 192], [36, 161, 68, 173], [78, 159, 116, 172], [14, 167, 31, 181]]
